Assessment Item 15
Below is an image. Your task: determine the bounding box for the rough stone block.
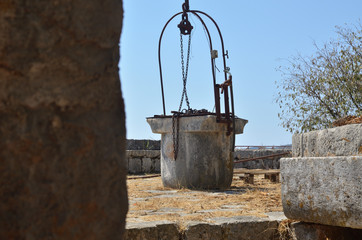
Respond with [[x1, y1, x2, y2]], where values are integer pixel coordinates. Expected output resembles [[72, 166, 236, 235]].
[[142, 157, 152, 173], [292, 124, 362, 157], [213, 216, 278, 240], [124, 221, 179, 240], [281, 156, 362, 229], [156, 222, 180, 240], [183, 222, 223, 240], [127, 150, 160, 159], [290, 222, 362, 240], [154, 158, 161, 172], [0, 1, 127, 239], [124, 222, 158, 240], [128, 158, 142, 174]]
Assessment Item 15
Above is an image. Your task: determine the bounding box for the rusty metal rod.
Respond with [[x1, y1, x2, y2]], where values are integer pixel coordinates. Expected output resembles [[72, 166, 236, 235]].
[[127, 174, 161, 180], [191, 10, 235, 150], [233, 169, 280, 175], [158, 12, 183, 115], [234, 152, 290, 164], [235, 145, 292, 149]]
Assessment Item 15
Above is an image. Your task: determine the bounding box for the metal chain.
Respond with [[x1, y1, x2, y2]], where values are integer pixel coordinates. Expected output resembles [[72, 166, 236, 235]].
[[173, 27, 192, 161], [178, 33, 192, 112], [172, 108, 210, 161], [172, 112, 180, 160]]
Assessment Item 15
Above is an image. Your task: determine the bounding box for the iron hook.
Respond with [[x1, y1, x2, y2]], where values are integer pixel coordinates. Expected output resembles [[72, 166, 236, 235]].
[[182, 0, 190, 12]]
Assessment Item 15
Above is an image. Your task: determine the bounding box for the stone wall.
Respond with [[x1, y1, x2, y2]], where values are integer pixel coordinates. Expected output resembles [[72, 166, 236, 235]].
[[0, 1, 128, 239], [127, 139, 161, 150], [234, 149, 291, 169], [126, 149, 291, 174], [127, 150, 160, 174]]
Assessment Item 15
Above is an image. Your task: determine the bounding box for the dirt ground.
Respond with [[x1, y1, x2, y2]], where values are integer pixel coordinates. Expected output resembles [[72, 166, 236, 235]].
[[126, 172, 282, 225]]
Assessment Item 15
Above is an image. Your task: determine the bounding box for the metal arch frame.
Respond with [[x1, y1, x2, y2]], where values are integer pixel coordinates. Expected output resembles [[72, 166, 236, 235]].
[[157, 9, 236, 149]]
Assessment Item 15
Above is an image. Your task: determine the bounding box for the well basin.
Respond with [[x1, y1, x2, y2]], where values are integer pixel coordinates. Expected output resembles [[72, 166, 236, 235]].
[[147, 115, 247, 189]]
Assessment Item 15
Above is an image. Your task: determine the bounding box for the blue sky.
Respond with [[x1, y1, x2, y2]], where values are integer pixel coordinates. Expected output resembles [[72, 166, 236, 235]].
[[119, 0, 361, 146]]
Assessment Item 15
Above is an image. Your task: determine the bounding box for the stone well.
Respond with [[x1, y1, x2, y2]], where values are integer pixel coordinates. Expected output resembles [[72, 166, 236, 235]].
[[147, 115, 247, 190]]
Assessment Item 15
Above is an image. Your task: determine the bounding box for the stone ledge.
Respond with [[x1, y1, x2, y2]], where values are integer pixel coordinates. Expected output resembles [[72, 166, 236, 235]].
[[124, 217, 362, 240], [292, 123, 362, 157], [290, 222, 362, 240], [125, 221, 179, 240], [281, 156, 362, 229], [211, 216, 278, 240], [124, 216, 282, 240]]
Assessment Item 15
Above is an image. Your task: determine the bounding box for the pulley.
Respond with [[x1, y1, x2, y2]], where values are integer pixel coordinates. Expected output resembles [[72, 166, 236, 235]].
[[178, 13, 193, 35]]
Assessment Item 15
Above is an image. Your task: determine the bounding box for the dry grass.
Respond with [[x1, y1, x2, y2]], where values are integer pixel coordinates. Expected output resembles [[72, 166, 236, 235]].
[[277, 219, 297, 240], [127, 173, 282, 226]]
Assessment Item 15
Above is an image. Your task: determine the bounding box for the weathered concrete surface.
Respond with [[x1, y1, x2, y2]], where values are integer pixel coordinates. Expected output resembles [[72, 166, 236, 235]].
[[0, 1, 127, 239], [147, 115, 247, 189], [281, 156, 362, 229], [290, 222, 362, 240], [292, 124, 362, 157]]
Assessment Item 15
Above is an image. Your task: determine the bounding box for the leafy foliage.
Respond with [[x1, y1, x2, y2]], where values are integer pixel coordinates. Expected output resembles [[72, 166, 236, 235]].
[[276, 22, 362, 133]]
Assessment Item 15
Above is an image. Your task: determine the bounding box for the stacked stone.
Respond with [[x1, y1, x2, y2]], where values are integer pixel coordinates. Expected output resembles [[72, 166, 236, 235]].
[[127, 150, 161, 174], [281, 124, 362, 239]]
